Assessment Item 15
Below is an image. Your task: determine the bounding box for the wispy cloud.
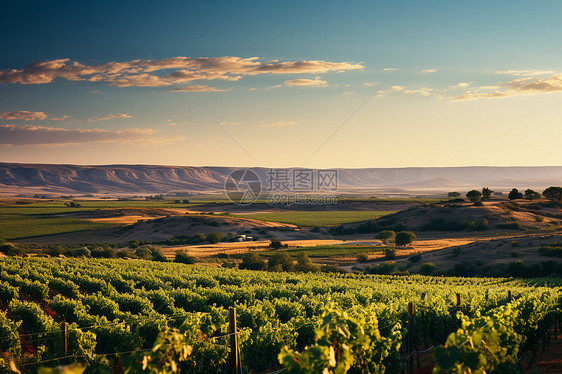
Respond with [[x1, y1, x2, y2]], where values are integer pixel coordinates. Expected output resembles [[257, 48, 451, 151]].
[[50, 115, 70, 121], [377, 85, 432, 97], [0, 124, 182, 145], [383, 67, 398, 71], [363, 81, 379, 87], [171, 85, 230, 92], [258, 120, 296, 127], [403, 88, 433, 96], [0, 111, 48, 121], [452, 82, 471, 88], [283, 77, 328, 87], [87, 113, 132, 122], [422, 69, 437, 73], [219, 121, 247, 126], [0, 57, 364, 90], [455, 73, 562, 100], [495, 69, 554, 77]]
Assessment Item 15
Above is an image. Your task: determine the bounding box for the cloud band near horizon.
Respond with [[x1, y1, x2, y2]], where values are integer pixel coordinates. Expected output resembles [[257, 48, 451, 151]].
[[0, 57, 364, 90], [0, 124, 181, 146]]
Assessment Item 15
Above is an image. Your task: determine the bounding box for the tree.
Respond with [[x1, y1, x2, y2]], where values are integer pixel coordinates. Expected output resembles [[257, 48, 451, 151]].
[[508, 188, 523, 200], [543, 186, 562, 202], [448, 192, 461, 198], [269, 239, 283, 250], [268, 252, 294, 272], [294, 253, 319, 272], [206, 232, 222, 244], [375, 230, 395, 244], [524, 189, 541, 200], [240, 253, 266, 270], [482, 187, 493, 200], [466, 190, 482, 202], [395, 231, 416, 247]]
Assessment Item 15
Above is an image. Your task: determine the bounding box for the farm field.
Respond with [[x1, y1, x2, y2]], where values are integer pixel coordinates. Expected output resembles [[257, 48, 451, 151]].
[[0, 198, 404, 241], [234, 210, 397, 227], [254, 244, 385, 259], [0, 257, 560, 373], [0, 214, 112, 240]]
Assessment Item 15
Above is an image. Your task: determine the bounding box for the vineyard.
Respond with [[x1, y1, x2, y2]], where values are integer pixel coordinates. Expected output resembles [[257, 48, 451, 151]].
[[0, 257, 560, 373]]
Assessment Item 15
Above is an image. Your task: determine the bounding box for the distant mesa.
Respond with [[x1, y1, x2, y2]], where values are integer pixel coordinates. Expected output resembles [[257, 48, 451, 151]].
[[1, 162, 562, 195]]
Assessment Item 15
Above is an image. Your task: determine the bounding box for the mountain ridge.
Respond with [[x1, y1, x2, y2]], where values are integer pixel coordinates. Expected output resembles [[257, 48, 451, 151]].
[[1, 162, 562, 195]]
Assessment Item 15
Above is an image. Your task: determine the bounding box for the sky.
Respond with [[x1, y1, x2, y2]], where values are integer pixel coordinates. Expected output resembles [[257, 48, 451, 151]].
[[1, 0, 562, 168]]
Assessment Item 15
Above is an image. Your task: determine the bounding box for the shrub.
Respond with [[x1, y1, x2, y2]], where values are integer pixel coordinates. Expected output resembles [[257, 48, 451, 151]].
[[365, 262, 395, 275], [449, 262, 476, 277], [294, 253, 319, 273], [419, 262, 436, 275], [356, 254, 369, 263], [496, 222, 524, 230], [320, 265, 347, 273], [0, 244, 26, 256], [269, 239, 283, 250], [206, 232, 223, 244], [408, 254, 422, 263], [135, 246, 153, 260], [175, 251, 197, 264], [149, 246, 168, 262], [71, 247, 91, 257], [239, 253, 267, 271], [375, 230, 395, 244], [384, 247, 396, 259], [268, 253, 294, 272]]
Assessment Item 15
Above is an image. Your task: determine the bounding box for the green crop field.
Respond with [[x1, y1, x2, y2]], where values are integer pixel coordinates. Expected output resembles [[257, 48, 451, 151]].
[[0, 200, 202, 239], [0, 214, 112, 240], [0, 199, 201, 214], [235, 210, 396, 226]]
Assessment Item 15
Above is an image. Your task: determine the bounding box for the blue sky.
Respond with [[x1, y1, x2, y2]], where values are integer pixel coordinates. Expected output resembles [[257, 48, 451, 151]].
[[1, 0, 562, 167]]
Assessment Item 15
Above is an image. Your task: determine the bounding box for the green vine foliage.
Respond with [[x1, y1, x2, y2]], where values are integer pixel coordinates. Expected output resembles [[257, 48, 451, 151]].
[[124, 328, 192, 374], [279, 306, 402, 374], [433, 308, 523, 373]]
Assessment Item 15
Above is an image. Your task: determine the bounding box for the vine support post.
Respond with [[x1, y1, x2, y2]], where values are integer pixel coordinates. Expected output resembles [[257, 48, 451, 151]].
[[407, 301, 414, 374], [61, 321, 68, 358], [456, 293, 461, 327], [508, 290, 512, 302], [229, 307, 241, 374]]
